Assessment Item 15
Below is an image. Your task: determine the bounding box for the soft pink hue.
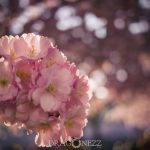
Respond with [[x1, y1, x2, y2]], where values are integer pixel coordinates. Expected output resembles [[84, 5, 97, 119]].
[[0, 33, 91, 147], [60, 106, 88, 142], [0, 57, 18, 101], [32, 65, 74, 112], [0, 34, 51, 59]]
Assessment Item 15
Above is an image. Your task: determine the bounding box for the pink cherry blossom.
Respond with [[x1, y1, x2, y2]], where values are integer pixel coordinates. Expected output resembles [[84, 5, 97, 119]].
[[60, 106, 88, 142], [41, 47, 67, 68], [35, 118, 61, 147], [72, 75, 91, 107], [32, 64, 74, 112], [0, 35, 16, 56], [0, 33, 91, 147], [14, 58, 36, 89], [3, 105, 16, 124], [26, 108, 49, 129], [15, 90, 37, 123], [18, 33, 51, 59], [0, 57, 18, 101], [0, 33, 52, 59]]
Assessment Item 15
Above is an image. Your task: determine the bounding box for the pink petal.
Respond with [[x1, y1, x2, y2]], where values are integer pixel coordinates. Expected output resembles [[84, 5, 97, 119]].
[[40, 93, 61, 112]]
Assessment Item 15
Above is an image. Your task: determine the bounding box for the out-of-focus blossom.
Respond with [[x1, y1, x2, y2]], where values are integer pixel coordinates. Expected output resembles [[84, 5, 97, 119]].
[[139, 53, 150, 73], [128, 20, 149, 34], [10, 0, 59, 34], [104, 95, 150, 129]]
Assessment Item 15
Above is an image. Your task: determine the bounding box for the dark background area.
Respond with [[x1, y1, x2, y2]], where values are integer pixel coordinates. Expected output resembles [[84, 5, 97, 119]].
[[0, 0, 150, 149]]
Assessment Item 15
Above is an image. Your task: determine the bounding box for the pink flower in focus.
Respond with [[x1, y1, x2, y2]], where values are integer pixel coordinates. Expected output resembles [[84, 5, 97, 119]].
[[0, 33, 52, 59], [3, 105, 16, 124], [26, 108, 49, 129], [0, 35, 16, 56], [35, 118, 61, 147], [17, 33, 51, 59], [32, 64, 74, 112], [15, 58, 37, 89], [0, 57, 18, 101], [41, 47, 67, 68], [16, 93, 32, 122], [72, 75, 91, 107], [0, 33, 91, 147], [60, 106, 88, 142]]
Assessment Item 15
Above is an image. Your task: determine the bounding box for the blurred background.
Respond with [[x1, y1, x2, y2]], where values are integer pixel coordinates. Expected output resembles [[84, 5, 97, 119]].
[[0, 0, 150, 149]]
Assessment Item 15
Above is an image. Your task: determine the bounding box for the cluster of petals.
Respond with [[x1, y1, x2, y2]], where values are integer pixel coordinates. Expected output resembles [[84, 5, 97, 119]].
[[0, 33, 91, 147]]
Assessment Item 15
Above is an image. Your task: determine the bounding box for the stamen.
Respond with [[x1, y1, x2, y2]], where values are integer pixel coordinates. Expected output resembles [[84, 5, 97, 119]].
[[16, 70, 30, 83], [65, 120, 73, 129], [77, 91, 84, 97], [9, 48, 16, 59], [39, 122, 50, 132], [46, 58, 56, 67], [46, 84, 57, 95], [29, 45, 36, 57], [0, 79, 9, 87]]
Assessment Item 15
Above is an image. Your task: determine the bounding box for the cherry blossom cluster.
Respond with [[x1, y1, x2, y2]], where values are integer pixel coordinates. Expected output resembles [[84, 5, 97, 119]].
[[0, 33, 91, 147]]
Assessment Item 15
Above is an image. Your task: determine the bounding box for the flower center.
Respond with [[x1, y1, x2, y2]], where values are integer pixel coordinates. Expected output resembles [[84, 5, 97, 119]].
[[65, 120, 73, 129], [46, 58, 56, 67], [77, 90, 84, 98], [16, 70, 30, 84], [46, 84, 57, 96], [39, 122, 50, 132], [28, 45, 36, 57], [9, 48, 16, 59], [0, 79, 9, 88]]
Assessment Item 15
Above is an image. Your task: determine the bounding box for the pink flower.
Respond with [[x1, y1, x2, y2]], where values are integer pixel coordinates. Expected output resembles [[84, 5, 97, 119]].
[[14, 58, 37, 89], [3, 105, 16, 124], [0, 57, 18, 101], [16, 33, 51, 59], [41, 47, 67, 68], [26, 108, 49, 129], [0, 35, 16, 56], [13, 91, 31, 122], [0, 33, 52, 59], [16, 101, 32, 122], [35, 118, 61, 147], [72, 75, 91, 107], [60, 106, 88, 142], [0, 33, 91, 147], [32, 64, 74, 112]]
